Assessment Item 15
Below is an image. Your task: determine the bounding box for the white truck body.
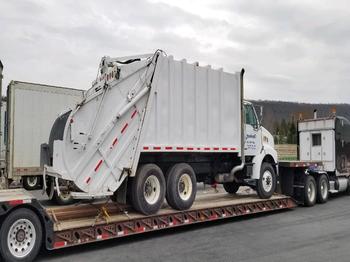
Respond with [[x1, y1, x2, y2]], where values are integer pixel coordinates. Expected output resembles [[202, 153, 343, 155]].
[[48, 53, 243, 195], [6, 81, 84, 180]]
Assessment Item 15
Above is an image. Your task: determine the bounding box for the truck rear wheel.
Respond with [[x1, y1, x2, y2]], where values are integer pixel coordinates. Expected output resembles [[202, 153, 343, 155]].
[[223, 181, 240, 194], [316, 174, 329, 204], [131, 164, 166, 215], [256, 163, 277, 199], [0, 208, 42, 262], [304, 175, 317, 207], [23, 176, 42, 191], [165, 163, 197, 210]]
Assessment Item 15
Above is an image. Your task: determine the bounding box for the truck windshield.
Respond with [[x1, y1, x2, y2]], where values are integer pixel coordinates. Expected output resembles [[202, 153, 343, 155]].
[[245, 104, 258, 128]]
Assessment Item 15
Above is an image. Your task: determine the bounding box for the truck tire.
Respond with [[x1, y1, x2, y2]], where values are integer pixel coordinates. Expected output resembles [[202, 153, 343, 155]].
[[304, 175, 317, 207], [130, 164, 166, 215], [256, 163, 277, 199], [165, 163, 197, 210], [0, 208, 42, 262], [23, 176, 42, 191], [223, 181, 240, 194], [46, 177, 75, 205], [316, 174, 329, 204], [52, 190, 75, 205]]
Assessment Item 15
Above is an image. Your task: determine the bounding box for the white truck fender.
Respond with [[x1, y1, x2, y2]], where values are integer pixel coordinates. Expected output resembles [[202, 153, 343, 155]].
[[251, 144, 278, 180]]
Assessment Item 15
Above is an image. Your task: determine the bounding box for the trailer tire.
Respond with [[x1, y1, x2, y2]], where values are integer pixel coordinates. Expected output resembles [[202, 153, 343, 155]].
[[165, 163, 197, 210], [0, 208, 42, 262], [223, 181, 240, 194], [131, 164, 166, 215], [256, 163, 277, 199], [304, 175, 317, 207], [23, 176, 42, 191], [316, 174, 329, 204]]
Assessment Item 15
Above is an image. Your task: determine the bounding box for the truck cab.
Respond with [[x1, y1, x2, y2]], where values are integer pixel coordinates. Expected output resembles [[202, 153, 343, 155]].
[[221, 101, 278, 198]]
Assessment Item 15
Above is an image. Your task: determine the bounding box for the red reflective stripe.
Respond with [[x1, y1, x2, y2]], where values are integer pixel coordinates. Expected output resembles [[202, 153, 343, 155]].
[[53, 241, 66, 249], [94, 160, 103, 172], [230, 147, 237, 150], [187, 147, 194, 150], [143, 146, 149, 150], [8, 200, 23, 206], [121, 123, 128, 134], [176, 147, 184, 150], [222, 147, 228, 150], [153, 146, 161, 150], [131, 110, 137, 119], [204, 147, 210, 150], [102, 233, 109, 239], [112, 137, 118, 146], [165, 146, 173, 150], [86, 177, 91, 184], [213, 147, 219, 150]]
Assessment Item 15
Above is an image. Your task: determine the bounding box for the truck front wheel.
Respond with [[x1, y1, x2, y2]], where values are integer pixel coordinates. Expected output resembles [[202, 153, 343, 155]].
[[165, 163, 197, 210], [256, 163, 277, 199], [131, 164, 166, 215], [0, 208, 42, 262]]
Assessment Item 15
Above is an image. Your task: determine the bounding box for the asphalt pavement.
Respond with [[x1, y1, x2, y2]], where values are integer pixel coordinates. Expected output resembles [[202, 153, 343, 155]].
[[36, 193, 350, 262]]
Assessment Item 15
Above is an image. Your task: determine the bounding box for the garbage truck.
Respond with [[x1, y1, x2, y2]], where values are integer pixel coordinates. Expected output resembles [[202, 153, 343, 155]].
[[42, 50, 278, 215]]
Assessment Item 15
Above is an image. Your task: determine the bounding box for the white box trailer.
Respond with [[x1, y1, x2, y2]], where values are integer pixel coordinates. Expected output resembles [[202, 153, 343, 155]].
[[6, 81, 84, 189], [43, 51, 278, 215]]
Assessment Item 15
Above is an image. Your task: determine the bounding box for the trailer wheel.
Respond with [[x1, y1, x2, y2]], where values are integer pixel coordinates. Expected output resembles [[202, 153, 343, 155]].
[[165, 163, 197, 210], [223, 181, 240, 194], [316, 174, 329, 204], [23, 176, 42, 191], [0, 208, 42, 262], [256, 163, 277, 199], [304, 175, 317, 207], [131, 164, 166, 215]]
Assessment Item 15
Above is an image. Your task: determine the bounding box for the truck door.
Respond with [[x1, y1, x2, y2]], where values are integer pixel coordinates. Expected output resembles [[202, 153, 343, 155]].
[[299, 132, 311, 161], [244, 104, 262, 156], [310, 133, 322, 161]]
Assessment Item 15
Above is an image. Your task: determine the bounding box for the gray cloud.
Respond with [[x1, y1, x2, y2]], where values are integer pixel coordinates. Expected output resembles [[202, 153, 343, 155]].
[[0, 0, 349, 103]]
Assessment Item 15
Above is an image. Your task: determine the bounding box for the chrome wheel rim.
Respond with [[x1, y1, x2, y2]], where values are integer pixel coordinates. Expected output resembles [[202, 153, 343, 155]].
[[27, 177, 38, 188], [178, 173, 192, 201], [262, 170, 273, 192], [320, 179, 328, 200], [7, 219, 36, 258], [308, 181, 316, 202], [144, 175, 161, 205]]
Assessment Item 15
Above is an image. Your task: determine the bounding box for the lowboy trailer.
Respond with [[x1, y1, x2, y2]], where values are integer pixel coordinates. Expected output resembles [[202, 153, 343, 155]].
[[0, 51, 345, 261]]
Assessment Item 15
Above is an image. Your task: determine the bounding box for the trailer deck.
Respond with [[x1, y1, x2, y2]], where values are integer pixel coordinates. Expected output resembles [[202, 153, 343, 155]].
[[43, 191, 296, 249]]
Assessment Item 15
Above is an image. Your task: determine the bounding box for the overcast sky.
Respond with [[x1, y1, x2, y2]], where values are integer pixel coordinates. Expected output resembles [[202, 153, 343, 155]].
[[0, 0, 349, 103]]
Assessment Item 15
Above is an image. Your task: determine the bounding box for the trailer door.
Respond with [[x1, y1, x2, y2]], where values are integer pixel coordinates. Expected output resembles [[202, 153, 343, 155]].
[[311, 133, 322, 161], [299, 132, 311, 161]]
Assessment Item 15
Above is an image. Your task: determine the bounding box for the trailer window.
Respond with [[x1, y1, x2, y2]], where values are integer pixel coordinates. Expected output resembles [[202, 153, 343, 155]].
[[312, 133, 321, 146]]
